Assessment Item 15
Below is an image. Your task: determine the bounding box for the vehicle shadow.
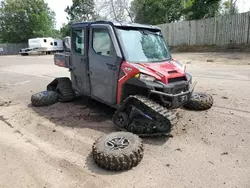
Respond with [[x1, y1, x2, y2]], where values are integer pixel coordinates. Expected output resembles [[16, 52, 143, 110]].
[[29, 96, 116, 134], [85, 152, 126, 175], [29, 96, 169, 146], [29, 96, 171, 175]]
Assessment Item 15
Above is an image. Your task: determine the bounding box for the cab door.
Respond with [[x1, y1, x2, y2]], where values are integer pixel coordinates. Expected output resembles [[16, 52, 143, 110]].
[[70, 27, 90, 95], [88, 24, 122, 104]]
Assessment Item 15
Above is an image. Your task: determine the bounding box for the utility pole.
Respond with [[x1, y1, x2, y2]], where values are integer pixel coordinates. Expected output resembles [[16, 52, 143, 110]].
[[183, 0, 186, 20]]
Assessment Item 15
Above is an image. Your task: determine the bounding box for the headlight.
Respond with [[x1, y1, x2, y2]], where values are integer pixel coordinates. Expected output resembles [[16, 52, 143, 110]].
[[137, 73, 156, 82], [171, 61, 186, 72]]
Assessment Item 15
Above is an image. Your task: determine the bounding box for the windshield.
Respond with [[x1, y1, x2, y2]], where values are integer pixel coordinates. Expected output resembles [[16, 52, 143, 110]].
[[116, 28, 172, 63]]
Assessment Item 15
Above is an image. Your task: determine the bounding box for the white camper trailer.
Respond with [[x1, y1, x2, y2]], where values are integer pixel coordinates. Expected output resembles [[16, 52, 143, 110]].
[[20, 37, 64, 55]]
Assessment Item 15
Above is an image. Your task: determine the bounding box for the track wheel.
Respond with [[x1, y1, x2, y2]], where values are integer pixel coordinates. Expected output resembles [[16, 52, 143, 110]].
[[144, 123, 153, 134], [183, 92, 213, 111], [127, 119, 145, 134], [154, 118, 171, 133], [47, 77, 76, 102], [92, 132, 144, 171], [113, 112, 128, 128]]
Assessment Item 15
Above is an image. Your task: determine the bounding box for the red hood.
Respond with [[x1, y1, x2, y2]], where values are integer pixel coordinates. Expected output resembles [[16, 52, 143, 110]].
[[132, 60, 186, 84]]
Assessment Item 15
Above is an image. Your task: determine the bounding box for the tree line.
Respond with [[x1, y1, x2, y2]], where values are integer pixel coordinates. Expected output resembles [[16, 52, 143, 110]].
[[0, 0, 240, 43]]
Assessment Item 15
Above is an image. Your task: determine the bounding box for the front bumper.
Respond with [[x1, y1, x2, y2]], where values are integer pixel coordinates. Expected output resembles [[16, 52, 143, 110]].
[[125, 72, 196, 108], [150, 81, 197, 108]]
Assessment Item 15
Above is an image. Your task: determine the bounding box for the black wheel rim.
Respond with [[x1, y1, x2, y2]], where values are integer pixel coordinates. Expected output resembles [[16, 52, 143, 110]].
[[105, 137, 130, 151], [116, 116, 124, 124], [115, 113, 127, 128]]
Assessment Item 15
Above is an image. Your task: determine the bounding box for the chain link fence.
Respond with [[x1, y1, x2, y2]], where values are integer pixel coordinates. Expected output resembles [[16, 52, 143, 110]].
[[0, 43, 28, 55]]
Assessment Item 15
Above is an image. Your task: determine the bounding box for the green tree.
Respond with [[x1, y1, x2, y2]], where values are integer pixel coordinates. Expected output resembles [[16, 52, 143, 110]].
[[51, 29, 62, 38], [65, 0, 97, 22], [183, 0, 221, 20], [130, 0, 183, 25], [182, 0, 195, 8], [0, 0, 56, 43], [60, 23, 71, 37], [220, 0, 238, 15]]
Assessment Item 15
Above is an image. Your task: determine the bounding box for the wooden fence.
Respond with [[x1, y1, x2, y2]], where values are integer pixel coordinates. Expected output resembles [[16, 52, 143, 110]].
[[1, 12, 250, 54], [0, 43, 28, 55], [157, 12, 250, 47]]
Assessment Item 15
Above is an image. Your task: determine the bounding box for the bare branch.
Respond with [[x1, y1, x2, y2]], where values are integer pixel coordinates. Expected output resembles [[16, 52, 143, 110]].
[[110, 0, 118, 20], [95, 0, 131, 21], [125, 7, 133, 22]]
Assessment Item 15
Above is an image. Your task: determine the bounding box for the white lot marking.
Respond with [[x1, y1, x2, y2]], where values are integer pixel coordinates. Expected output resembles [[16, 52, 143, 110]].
[[0, 55, 53, 59], [1, 64, 69, 79], [213, 105, 250, 119], [5, 80, 31, 86]]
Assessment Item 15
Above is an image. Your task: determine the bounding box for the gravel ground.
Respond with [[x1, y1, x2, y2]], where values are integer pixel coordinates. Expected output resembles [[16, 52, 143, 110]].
[[0, 53, 249, 188]]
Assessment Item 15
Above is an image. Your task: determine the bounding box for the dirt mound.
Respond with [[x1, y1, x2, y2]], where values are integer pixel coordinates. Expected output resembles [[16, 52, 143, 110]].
[[0, 98, 12, 107]]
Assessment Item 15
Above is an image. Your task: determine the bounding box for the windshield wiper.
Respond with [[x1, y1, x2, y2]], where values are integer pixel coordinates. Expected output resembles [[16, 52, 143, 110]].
[[139, 30, 163, 37], [150, 58, 172, 63]]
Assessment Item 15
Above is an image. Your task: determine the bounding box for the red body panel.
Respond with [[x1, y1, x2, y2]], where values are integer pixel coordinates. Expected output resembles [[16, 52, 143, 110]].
[[137, 60, 186, 84], [117, 60, 187, 104], [117, 61, 140, 104]]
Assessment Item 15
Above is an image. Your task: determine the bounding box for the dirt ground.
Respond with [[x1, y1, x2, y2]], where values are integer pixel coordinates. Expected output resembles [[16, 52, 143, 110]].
[[0, 52, 249, 188]]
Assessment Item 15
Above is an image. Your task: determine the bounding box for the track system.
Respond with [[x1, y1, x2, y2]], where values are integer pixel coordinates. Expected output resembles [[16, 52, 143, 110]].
[[112, 95, 178, 137]]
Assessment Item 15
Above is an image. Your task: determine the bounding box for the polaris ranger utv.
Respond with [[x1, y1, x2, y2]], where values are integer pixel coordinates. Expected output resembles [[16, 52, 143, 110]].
[[49, 20, 198, 136]]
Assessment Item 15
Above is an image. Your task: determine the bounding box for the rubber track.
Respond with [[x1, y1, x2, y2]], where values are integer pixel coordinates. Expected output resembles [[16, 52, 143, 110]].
[[112, 95, 178, 137], [56, 78, 76, 102]]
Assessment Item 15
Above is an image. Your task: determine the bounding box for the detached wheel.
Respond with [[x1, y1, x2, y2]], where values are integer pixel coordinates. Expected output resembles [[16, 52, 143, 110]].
[[183, 92, 213, 111], [47, 77, 76, 102], [31, 91, 58, 107], [92, 132, 144, 171]]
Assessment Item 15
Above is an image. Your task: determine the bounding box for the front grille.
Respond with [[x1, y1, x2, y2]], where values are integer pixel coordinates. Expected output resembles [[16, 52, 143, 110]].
[[155, 87, 164, 92], [174, 86, 188, 94], [168, 76, 186, 83]]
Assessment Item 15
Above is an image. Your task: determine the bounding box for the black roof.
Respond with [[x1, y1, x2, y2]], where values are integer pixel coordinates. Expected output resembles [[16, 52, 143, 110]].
[[71, 20, 160, 31]]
